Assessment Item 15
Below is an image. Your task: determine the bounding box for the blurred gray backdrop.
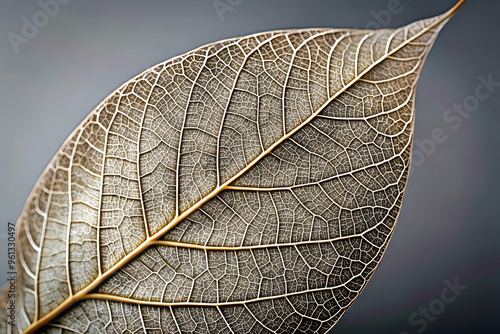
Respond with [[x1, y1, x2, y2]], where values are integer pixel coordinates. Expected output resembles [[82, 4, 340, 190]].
[[0, 0, 498, 333]]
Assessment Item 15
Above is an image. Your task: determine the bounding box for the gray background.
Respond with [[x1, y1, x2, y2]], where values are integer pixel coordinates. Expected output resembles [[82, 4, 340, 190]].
[[0, 0, 498, 333]]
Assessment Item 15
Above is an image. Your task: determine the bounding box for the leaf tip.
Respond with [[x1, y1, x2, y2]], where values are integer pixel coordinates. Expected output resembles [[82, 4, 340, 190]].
[[444, 0, 467, 20], [428, 0, 466, 33]]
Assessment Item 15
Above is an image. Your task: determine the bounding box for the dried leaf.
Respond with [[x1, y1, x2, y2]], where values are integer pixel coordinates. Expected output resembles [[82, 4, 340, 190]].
[[1, 2, 465, 333]]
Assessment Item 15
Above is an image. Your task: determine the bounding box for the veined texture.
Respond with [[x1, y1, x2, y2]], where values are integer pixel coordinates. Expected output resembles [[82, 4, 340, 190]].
[[0, 2, 464, 333]]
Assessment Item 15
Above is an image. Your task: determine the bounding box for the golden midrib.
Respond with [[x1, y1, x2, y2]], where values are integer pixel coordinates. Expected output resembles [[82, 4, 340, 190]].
[[23, 1, 465, 333]]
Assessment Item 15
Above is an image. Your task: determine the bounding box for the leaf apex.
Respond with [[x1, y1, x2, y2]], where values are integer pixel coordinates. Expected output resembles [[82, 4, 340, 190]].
[[442, 0, 467, 21]]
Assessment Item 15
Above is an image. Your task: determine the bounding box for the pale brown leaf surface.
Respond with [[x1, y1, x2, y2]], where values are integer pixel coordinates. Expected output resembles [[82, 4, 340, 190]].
[[0, 2, 464, 333]]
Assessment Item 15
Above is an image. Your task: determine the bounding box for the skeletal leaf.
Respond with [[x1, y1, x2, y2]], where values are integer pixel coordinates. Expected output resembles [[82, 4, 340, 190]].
[[1, 2, 465, 333]]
